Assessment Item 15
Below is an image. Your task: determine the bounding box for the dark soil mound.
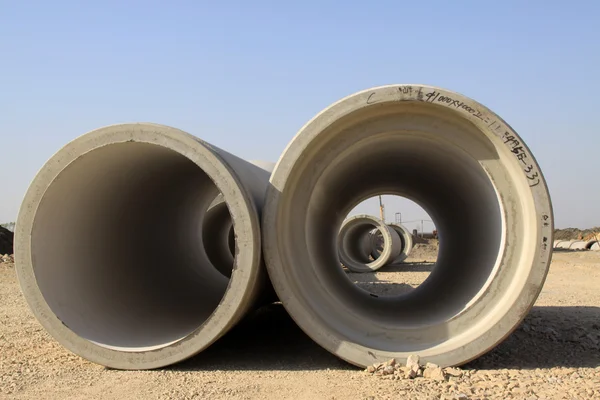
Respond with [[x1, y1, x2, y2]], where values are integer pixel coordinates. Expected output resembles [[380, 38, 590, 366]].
[[0, 226, 13, 255]]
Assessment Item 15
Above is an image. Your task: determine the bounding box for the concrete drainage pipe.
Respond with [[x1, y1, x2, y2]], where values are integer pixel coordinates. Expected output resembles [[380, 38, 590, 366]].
[[556, 240, 575, 249], [568, 241, 587, 250], [203, 161, 275, 279], [15, 123, 271, 370], [203, 193, 236, 278], [371, 223, 414, 264], [262, 84, 553, 368], [338, 214, 402, 272]]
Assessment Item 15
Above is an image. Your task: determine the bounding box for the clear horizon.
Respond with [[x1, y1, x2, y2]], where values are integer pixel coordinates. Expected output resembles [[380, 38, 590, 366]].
[[1, 1, 598, 229]]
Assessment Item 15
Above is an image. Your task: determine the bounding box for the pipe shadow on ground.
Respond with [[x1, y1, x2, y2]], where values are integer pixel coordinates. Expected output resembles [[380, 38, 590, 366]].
[[170, 303, 353, 372], [170, 304, 600, 372], [380, 261, 436, 273]]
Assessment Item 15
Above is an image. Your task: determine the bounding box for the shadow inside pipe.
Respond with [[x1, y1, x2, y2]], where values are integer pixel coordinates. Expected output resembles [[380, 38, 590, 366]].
[[380, 262, 436, 273], [552, 248, 591, 253], [169, 304, 600, 371]]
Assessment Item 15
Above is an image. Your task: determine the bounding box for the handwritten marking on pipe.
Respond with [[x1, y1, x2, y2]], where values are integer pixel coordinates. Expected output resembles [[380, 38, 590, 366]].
[[421, 88, 542, 187], [374, 86, 544, 189], [501, 132, 541, 187], [424, 90, 490, 123], [542, 214, 550, 227], [366, 92, 378, 104]]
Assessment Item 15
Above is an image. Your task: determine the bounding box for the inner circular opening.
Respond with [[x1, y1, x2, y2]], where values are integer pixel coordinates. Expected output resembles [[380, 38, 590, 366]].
[[344, 195, 438, 297], [203, 196, 236, 278], [31, 142, 231, 351], [290, 105, 505, 349], [340, 220, 380, 265]]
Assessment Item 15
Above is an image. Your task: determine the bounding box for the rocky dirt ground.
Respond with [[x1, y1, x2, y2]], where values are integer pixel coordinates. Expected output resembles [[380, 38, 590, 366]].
[[1, 247, 599, 400]]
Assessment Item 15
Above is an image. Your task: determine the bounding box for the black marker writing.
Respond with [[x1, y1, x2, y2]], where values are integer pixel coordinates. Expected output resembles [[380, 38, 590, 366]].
[[502, 132, 542, 188], [366, 92, 377, 104], [424, 91, 488, 122]]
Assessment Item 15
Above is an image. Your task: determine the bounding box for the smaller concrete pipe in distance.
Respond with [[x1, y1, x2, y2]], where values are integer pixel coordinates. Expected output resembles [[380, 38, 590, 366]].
[[262, 84, 553, 368], [591, 242, 600, 251], [15, 123, 271, 370], [203, 161, 276, 278], [553, 240, 562, 248], [585, 240, 599, 250], [338, 215, 402, 272], [557, 240, 575, 249], [569, 240, 587, 250], [371, 223, 414, 264], [203, 193, 235, 278]]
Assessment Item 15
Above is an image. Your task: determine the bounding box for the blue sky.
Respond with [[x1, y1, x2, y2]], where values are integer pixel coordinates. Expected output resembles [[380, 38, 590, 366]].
[[1, 1, 598, 228]]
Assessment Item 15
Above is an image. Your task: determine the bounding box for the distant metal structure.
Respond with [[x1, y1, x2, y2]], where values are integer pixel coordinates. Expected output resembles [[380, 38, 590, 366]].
[[378, 195, 385, 222]]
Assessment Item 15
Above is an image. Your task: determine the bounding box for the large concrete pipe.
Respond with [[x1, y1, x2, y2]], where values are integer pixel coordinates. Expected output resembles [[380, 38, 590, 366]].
[[371, 223, 414, 264], [15, 123, 271, 370], [585, 240, 599, 250], [338, 214, 402, 272], [262, 85, 553, 368], [203, 161, 276, 278]]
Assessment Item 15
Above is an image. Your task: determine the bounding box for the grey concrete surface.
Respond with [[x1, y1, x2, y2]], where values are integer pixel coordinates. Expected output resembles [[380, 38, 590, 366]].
[[557, 240, 576, 249], [262, 84, 553, 368], [14, 123, 271, 370], [203, 161, 276, 278], [371, 223, 414, 264], [338, 215, 401, 272], [569, 241, 587, 250]]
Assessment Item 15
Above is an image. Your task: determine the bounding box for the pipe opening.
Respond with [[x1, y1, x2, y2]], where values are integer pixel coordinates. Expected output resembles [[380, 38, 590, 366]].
[[338, 214, 398, 272], [341, 221, 375, 265], [31, 142, 232, 351], [265, 87, 552, 367], [203, 195, 236, 278], [344, 195, 438, 297], [289, 105, 505, 350]]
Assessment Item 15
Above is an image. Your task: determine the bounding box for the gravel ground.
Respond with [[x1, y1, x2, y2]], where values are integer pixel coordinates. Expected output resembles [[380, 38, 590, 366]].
[[1, 250, 599, 400]]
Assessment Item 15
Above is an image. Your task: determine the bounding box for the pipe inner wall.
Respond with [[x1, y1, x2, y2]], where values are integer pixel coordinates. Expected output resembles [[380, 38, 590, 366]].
[[15, 123, 268, 369], [263, 85, 553, 367]]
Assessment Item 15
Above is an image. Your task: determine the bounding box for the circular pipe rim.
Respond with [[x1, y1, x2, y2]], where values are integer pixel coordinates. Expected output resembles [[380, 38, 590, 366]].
[[262, 84, 554, 367], [14, 123, 262, 370], [338, 214, 401, 272], [371, 222, 414, 264]]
